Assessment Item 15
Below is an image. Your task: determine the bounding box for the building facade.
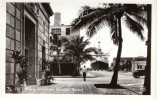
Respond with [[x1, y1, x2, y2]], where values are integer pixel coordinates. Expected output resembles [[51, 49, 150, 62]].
[[131, 57, 146, 72], [6, 3, 53, 85], [110, 57, 146, 72], [49, 13, 80, 59]]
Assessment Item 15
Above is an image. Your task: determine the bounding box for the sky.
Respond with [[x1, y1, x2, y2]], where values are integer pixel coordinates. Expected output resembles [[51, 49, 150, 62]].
[[50, 0, 147, 65]]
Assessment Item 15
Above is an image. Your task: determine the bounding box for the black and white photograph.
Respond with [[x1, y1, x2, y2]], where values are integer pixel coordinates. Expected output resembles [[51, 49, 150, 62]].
[[0, 0, 156, 99]]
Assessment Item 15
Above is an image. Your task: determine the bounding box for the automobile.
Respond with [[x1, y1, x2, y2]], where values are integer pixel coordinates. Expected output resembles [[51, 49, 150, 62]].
[[133, 69, 145, 78], [106, 69, 112, 72]]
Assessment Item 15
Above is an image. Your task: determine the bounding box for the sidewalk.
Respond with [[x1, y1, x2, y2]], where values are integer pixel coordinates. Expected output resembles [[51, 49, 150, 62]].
[[51, 73, 96, 78], [95, 84, 142, 95], [119, 71, 132, 76], [23, 82, 100, 94], [22, 78, 141, 95]]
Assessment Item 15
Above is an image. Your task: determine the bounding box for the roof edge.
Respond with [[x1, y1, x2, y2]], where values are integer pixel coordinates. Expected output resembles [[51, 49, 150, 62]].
[[42, 3, 53, 16]]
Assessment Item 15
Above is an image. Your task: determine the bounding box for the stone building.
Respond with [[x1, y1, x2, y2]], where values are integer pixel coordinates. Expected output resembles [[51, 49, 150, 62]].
[[6, 3, 53, 85]]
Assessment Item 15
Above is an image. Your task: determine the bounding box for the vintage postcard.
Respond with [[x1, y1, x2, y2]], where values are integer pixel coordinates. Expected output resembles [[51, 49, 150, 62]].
[[0, 0, 156, 100]]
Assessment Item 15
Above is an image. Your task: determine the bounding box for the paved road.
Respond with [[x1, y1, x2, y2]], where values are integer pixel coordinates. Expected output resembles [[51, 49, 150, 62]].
[[89, 71, 144, 94], [23, 71, 144, 94], [89, 71, 144, 84]]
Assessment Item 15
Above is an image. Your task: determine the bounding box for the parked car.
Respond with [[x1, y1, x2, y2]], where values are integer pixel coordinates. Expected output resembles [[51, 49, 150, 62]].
[[133, 69, 145, 78], [106, 69, 112, 72]]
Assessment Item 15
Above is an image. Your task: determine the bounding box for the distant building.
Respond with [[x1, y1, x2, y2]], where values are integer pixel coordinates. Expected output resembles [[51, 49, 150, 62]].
[[49, 13, 80, 60], [132, 57, 147, 72], [110, 57, 146, 72], [6, 3, 53, 85]]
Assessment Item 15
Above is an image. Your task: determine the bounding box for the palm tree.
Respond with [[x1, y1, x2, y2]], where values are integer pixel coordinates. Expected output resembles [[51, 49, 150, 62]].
[[71, 4, 146, 85], [50, 33, 68, 75], [63, 36, 97, 75], [142, 4, 151, 95]]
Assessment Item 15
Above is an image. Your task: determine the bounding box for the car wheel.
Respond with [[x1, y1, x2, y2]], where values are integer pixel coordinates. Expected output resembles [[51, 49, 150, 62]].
[[136, 75, 140, 78], [133, 74, 140, 78]]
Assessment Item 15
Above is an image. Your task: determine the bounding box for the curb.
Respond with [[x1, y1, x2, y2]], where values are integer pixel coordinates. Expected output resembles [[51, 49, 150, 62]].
[[51, 76, 97, 78]]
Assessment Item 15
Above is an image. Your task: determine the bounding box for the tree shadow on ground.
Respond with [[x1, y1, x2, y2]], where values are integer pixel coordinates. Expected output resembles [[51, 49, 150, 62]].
[[94, 84, 125, 89], [94, 84, 141, 95]]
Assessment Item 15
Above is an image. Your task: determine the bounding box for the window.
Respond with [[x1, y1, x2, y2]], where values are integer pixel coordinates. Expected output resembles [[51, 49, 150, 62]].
[[137, 65, 143, 69], [66, 28, 70, 35], [42, 46, 46, 72], [51, 28, 61, 35]]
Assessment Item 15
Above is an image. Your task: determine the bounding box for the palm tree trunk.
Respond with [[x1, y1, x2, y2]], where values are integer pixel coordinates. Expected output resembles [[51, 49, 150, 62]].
[[142, 4, 151, 95], [73, 64, 80, 75], [73, 64, 77, 75], [110, 17, 123, 86], [57, 50, 61, 75], [73, 56, 81, 76], [77, 57, 81, 75], [73, 57, 78, 75]]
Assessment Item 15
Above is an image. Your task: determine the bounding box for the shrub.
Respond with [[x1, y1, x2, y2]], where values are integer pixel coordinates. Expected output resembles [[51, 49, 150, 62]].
[[50, 63, 75, 75], [6, 51, 30, 93]]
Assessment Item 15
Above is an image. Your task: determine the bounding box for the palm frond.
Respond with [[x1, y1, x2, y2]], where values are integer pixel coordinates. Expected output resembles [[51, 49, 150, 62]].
[[84, 47, 98, 54], [64, 44, 76, 52], [82, 54, 95, 62], [79, 36, 84, 43], [79, 40, 90, 50], [78, 6, 94, 17], [71, 7, 111, 32], [111, 33, 119, 45], [60, 36, 69, 43], [124, 4, 145, 16], [86, 16, 106, 37], [124, 4, 147, 25], [124, 15, 145, 40], [85, 10, 117, 38], [50, 34, 69, 51], [129, 13, 147, 26], [63, 36, 97, 64], [62, 51, 74, 58]]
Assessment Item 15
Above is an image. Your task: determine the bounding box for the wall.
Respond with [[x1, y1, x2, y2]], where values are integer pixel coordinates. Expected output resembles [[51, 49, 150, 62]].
[[6, 3, 22, 84], [50, 25, 79, 38], [5, 3, 53, 85], [50, 25, 80, 54], [37, 4, 50, 80]]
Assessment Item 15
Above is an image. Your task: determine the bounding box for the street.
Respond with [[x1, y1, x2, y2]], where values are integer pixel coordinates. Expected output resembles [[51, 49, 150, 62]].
[[89, 70, 144, 84], [89, 71, 144, 94], [23, 71, 144, 94]]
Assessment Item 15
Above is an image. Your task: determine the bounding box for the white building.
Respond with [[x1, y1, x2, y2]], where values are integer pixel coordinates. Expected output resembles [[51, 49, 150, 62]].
[[132, 57, 146, 72], [49, 12, 80, 60], [110, 57, 147, 72]]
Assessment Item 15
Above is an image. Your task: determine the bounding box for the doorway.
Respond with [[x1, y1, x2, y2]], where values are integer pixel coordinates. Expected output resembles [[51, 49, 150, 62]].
[[25, 16, 36, 85]]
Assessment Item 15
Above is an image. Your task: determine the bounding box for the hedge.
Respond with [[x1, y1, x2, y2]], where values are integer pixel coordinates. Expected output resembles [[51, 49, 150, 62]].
[[50, 63, 76, 75]]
